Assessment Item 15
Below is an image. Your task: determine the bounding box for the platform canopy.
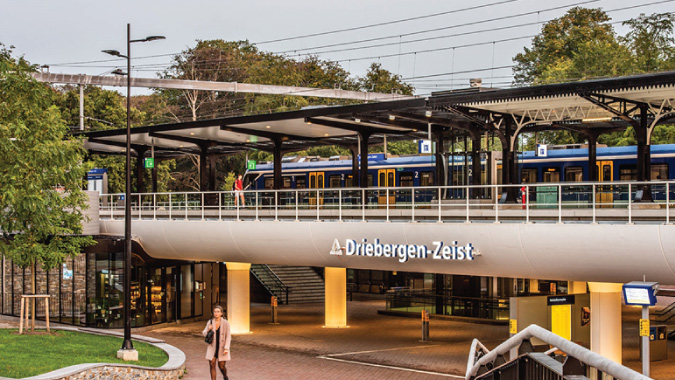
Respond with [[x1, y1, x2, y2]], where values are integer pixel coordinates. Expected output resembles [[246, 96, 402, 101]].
[[77, 71, 675, 160]]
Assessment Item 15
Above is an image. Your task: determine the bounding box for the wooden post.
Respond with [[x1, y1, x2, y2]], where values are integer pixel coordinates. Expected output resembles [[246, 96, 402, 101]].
[[45, 298, 50, 332], [19, 297, 25, 334]]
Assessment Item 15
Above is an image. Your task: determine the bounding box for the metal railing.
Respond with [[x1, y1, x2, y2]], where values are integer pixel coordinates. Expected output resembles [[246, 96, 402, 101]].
[[98, 180, 675, 224], [466, 324, 650, 380], [250, 264, 290, 305], [385, 289, 509, 321]]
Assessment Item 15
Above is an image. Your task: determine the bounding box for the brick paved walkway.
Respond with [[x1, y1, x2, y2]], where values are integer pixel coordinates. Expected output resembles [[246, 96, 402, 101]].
[[139, 298, 675, 380]]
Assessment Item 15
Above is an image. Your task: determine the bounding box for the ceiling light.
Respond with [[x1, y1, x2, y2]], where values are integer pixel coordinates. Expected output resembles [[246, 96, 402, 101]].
[[354, 118, 361, 123], [190, 132, 195, 136], [582, 117, 613, 123], [412, 129, 417, 132], [266, 125, 271, 129], [388, 115, 396, 121], [425, 110, 433, 118], [306, 121, 312, 125]]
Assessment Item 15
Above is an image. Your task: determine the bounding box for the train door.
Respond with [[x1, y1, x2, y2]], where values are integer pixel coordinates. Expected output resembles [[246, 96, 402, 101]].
[[377, 169, 395, 206], [309, 172, 324, 205], [596, 161, 613, 207]]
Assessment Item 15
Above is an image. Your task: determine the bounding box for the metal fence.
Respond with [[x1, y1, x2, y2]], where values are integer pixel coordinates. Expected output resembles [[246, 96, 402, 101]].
[[98, 180, 675, 224]]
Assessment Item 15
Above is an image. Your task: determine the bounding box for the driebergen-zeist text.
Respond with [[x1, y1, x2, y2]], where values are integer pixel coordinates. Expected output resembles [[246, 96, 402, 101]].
[[330, 238, 477, 263]]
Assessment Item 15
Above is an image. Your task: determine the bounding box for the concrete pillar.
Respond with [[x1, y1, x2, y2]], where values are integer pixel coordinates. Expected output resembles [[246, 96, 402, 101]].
[[568, 281, 587, 294], [226, 262, 251, 334], [325, 267, 347, 328], [588, 282, 623, 364]]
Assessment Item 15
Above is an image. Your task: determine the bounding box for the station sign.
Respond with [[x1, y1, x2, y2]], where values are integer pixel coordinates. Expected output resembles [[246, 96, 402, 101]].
[[418, 139, 432, 154], [330, 238, 477, 263], [247, 160, 257, 170], [144, 157, 155, 169], [87, 168, 107, 180], [536, 144, 547, 157], [357, 153, 386, 161], [547, 295, 575, 306]]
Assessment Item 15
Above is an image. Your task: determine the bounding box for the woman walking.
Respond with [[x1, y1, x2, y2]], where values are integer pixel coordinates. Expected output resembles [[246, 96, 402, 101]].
[[203, 305, 231, 380]]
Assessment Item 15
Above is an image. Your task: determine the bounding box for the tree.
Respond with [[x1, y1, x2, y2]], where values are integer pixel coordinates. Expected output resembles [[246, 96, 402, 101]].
[[622, 13, 675, 73], [0, 44, 94, 272], [513, 7, 630, 85], [357, 63, 414, 95]]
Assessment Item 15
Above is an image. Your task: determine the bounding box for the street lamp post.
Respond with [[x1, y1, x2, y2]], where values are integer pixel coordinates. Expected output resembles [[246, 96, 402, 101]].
[[104, 24, 164, 361]]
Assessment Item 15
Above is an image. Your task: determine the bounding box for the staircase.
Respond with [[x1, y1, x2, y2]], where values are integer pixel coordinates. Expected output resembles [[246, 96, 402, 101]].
[[251, 265, 325, 304]]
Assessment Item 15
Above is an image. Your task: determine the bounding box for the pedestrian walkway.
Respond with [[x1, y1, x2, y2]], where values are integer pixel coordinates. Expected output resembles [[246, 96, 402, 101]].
[[139, 296, 675, 380]]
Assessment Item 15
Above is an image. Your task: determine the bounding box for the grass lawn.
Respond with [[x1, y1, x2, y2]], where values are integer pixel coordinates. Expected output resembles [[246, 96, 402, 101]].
[[0, 329, 168, 379]]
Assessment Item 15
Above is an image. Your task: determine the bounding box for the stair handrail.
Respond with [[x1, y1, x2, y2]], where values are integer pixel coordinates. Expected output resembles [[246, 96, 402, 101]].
[[253, 265, 291, 304], [465, 324, 650, 380]]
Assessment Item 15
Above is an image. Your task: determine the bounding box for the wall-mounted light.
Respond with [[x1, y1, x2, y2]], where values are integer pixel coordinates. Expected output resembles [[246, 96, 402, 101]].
[[425, 110, 433, 118]]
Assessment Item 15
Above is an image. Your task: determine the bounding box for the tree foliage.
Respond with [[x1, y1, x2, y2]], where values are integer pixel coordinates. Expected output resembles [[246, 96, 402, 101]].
[[513, 8, 675, 146], [0, 44, 94, 269]]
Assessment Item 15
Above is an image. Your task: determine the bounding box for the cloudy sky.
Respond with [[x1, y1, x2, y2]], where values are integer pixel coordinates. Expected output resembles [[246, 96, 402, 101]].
[[2, 0, 673, 95]]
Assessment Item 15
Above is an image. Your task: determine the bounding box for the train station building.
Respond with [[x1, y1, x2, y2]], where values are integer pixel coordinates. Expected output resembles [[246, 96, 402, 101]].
[[2, 70, 675, 377]]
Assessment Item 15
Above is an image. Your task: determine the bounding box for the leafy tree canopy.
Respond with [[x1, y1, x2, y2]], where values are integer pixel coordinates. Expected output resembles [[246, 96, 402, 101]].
[[0, 43, 94, 269]]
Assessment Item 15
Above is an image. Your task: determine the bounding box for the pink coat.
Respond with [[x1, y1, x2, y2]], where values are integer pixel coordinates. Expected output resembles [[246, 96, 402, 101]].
[[202, 318, 231, 361]]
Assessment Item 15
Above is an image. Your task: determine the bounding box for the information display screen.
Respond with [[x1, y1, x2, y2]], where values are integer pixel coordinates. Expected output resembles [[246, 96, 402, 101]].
[[623, 282, 658, 306]]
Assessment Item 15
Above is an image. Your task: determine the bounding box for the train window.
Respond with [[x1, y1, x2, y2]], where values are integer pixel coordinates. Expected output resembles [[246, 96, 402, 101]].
[[296, 177, 306, 189], [602, 165, 612, 182], [651, 164, 668, 180], [521, 168, 537, 184], [264, 177, 274, 189], [388, 171, 395, 187], [309, 175, 316, 188], [329, 175, 341, 188], [564, 166, 583, 182], [400, 173, 414, 187], [420, 172, 434, 187], [496, 165, 503, 185], [368, 174, 374, 187], [378, 171, 386, 187], [542, 167, 560, 183], [345, 175, 354, 187], [283, 177, 292, 189], [620, 165, 637, 181]]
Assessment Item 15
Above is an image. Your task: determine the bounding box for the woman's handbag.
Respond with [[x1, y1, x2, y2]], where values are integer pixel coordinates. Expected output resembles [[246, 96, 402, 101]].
[[205, 320, 214, 344]]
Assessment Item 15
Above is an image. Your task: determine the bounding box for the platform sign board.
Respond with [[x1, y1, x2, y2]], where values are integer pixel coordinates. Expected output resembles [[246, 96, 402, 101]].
[[418, 139, 432, 154], [247, 160, 257, 170], [623, 282, 658, 306], [144, 157, 154, 169], [547, 295, 575, 306], [536, 144, 547, 157]]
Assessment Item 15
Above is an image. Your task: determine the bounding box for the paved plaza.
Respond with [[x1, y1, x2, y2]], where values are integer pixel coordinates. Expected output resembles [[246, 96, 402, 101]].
[[141, 296, 675, 380], [2, 296, 675, 379]]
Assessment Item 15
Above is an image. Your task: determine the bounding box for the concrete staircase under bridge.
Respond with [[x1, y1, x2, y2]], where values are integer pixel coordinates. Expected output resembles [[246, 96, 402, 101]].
[[251, 265, 325, 304]]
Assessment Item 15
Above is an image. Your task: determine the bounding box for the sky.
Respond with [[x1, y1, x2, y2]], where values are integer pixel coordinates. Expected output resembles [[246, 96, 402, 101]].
[[1, 0, 673, 96]]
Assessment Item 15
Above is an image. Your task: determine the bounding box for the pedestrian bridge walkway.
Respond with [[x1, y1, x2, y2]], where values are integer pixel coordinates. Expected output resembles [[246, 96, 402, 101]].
[[97, 181, 675, 284]]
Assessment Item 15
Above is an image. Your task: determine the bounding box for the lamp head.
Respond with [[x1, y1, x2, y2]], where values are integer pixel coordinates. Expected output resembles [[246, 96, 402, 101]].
[[102, 49, 122, 57], [111, 68, 128, 76]]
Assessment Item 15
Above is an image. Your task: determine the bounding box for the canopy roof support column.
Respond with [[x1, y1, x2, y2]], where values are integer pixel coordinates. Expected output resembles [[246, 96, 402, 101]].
[[471, 131, 481, 199], [273, 139, 283, 190], [209, 156, 217, 192], [135, 147, 147, 193], [501, 118, 518, 203], [636, 105, 653, 201], [151, 159, 158, 193], [359, 132, 372, 188], [199, 146, 209, 192], [350, 145, 358, 186], [434, 131, 445, 189]]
